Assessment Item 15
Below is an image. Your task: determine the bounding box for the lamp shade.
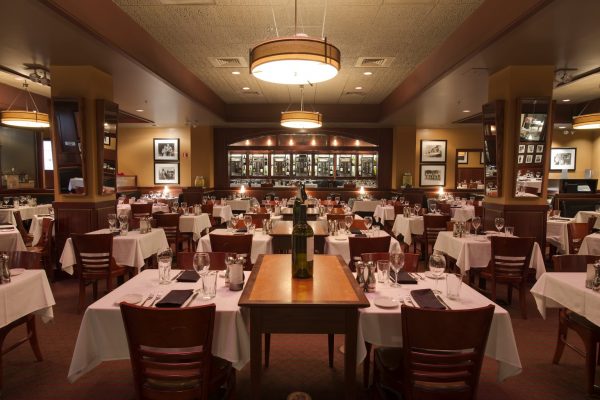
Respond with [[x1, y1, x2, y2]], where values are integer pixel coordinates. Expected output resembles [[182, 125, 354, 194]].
[[1, 110, 50, 128], [573, 113, 600, 130], [281, 110, 322, 129], [250, 36, 341, 85]]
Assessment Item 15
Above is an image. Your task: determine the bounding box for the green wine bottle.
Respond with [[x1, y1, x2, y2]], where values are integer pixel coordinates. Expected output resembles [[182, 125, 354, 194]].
[[292, 205, 314, 279], [300, 183, 308, 202], [292, 195, 302, 226]]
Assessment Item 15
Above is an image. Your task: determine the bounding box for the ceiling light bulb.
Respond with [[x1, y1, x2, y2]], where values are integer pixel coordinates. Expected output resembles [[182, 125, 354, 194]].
[[232, 71, 241, 75], [355, 86, 363, 90], [462, 109, 471, 113], [363, 72, 373, 76], [289, 139, 294, 145], [242, 87, 250, 91], [332, 138, 338, 146], [562, 99, 571, 102], [267, 139, 272, 145], [136, 109, 144, 112], [558, 126, 566, 129], [245, 140, 250, 145], [311, 138, 316, 146], [355, 139, 360, 146]]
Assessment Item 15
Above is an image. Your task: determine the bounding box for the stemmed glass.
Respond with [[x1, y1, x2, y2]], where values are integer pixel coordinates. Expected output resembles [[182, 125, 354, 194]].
[[364, 216, 373, 236], [414, 204, 421, 216], [107, 213, 117, 232], [172, 202, 179, 213], [244, 215, 253, 231], [495, 217, 505, 235], [389, 252, 405, 290], [344, 215, 354, 235], [2, 197, 8, 207], [193, 252, 210, 277], [335, 196, 340, 205], [428, 253, 446, 294], [472, 216, 481, 235], [181, 202, 188, 215], [429, 202, 437, 214]]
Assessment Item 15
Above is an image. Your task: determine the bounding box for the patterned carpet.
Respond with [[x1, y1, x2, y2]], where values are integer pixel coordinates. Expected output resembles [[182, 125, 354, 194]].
[[1, 277, 593, 400]]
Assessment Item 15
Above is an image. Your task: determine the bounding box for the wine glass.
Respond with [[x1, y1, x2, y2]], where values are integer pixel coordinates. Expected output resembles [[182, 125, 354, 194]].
[[429, 202, 437, 214], [107, 213, 117, 232], [344, 215, 354, 234], [172, 202, 179, 213], [428, 253, 446, 294], [472, 216, 481, 235], [364, 216, 373, 236], [2, 197, 8, 206], [335, 196, 340, 205], [389, 252, 405, 290], [244, 215, 253, 231], [193, 252, 210, 276], [494, 217, 505, 235], [414, 203, 421, 216]]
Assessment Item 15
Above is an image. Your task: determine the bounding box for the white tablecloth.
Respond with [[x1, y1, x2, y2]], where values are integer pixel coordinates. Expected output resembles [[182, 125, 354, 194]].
[[351, 200, 381, 213], [324, 232, 401, 264], [29, 215, 55, 246], [60, 228, 170, 274], [578, 233, 600, 256], [116, 203, 170, 218], [531, 272, 600, 327], [373, 205, 395, 223], [0, 227, 27, 251], [516, 179, 542, 192], [546, 218, 573, 254], [358, 273, 522, 382], [434, 231, 546, 278], [574, 211, 600, 229], [198, 229, 273, 263], [179, 214, 212, 241], [0, 204, 52, 225], [450, 206, 475, 222], [212, 205, 233, 222], [226, 200, 250, 212], [0, 270, 55, 328], [67, 269, 251, 382], [68, 177, 85, 191], [391, 215, 424, 245]]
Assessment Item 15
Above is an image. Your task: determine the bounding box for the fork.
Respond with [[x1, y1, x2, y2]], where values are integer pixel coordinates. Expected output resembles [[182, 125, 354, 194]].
[[141, 292, 154, 307], [149, 292, 163, 307]]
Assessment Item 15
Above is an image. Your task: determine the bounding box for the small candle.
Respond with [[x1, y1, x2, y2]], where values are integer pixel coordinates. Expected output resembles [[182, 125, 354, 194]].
[[359, 186, 365, 195], [162, 185, 169, 197], [240, 185, 246, 195]]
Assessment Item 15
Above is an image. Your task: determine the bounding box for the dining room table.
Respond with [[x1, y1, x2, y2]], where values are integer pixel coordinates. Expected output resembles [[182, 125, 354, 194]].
[[578, 233, 600, 256], [574, 210, 600, 229], [391, 214, 424, 245], [178, 213, 212, 241], [60, 228, 170, 274], [226, 199, 251, 213], [450, 205, 476, 222], [0, 204, 52, 225], [324, 230, 402, 264], [0, 225, 27, 252], [116, 202, 170, 218], [546, 217, 574, 254], [433, 231, 546, 278], [212, 204, 233, 222], [197, 229, 273, 264], [372, 204, 395, 223], [351, 200, 381, 213]]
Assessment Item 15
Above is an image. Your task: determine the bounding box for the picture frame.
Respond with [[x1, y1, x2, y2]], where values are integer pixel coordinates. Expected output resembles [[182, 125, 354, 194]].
[[154, 138, 180, 161], [457, 151, 468, 164], [550, 147, 577, 171], [154, 163, 180, 184], [534, 154, 543, 164], [519, 113, 547, 142], [525, 155, 533, 164], [536, 144, 544, 153], [527, 145, 535, 154], [518, 155, 524, 164], [103, 135, 110, 146], [518, 145, 525, 154], [420, 140, 447, 163], [420, 164, 446, 187]]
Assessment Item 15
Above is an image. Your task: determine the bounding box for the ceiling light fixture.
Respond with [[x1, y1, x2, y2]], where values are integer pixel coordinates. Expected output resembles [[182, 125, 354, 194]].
[[232, 71, 241, 75], [281, 85, 322, 129], [0, 82, 50, 129], [562, 99, 571, 102], [355, 86, 363, 90], [573, 113, 600, 130], [462, 109, 471, 113], [136, 109, 144, 112], [242, 87, 250, 91], [363, 71, 373, 76], [249, 0, 340, 85]]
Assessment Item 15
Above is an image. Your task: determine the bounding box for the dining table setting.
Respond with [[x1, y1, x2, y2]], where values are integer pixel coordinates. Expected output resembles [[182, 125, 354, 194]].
[[197, 228, 273, 263], [577, 233, 600, 256], [324, 229, 401, 264], [0, 224, 27, 252], [0, 203, 53, 225]]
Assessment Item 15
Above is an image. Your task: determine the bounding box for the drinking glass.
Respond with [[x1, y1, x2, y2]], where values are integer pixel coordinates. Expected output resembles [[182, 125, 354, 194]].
[[335, 196, 340, 205], [389, 252, 405, 289], [372, 225, 381, 236], [118, 214, 129, 236], [344, 215, 354, 234], [364, 216, 373, 235], [428, 253, 446, 294], [376, 260, 390, 285], [193, 252, 210, 275], [107, 213, 117, 232], [201, 271, 218, 299], [244, 215, 253, 231], [338, 220, 347, 235], [2, 197, 8, 206], [227, 218, 236, 232], [414, 204, 421, 215], [181, 202, 188, 215], [446, 273, 463, 300], [471, 216, 481, 235], [505, 226, 515, 236], [157, 248, 172, 285], [172, 202, 179, 213], [429, 202, 437, 214], [494, 217, 505, 235]]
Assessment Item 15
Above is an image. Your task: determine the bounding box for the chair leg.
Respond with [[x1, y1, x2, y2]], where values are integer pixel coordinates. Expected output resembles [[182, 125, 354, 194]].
[[585, 336, 598, 395], [264, 334, 270, 368], [519, 285, 528, 319], [92, 281, 98, 300], [363, 342, 372, 388], [507, 285, 513, 305], [552, 315, 568, 364], [26, 316, 43, 361], [328, 334, 334, 368]]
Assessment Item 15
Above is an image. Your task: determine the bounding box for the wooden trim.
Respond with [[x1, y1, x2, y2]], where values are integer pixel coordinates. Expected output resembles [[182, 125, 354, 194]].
[[483, 202, 547, 248]]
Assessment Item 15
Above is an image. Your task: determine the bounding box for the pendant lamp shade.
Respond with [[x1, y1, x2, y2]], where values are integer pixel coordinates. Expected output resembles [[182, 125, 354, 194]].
[[281, 110, 323, 129], [573, 113, 600, 130]]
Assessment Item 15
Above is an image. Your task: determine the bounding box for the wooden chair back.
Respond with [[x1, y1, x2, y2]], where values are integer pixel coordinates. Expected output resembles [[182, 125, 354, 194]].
[[201, 203, 213, 214], [327, 213, 353, 222], [552, 254, 600, 272], [436, 202, 451, 215], [489, 236, 535, 283], [393, 204, 404, 217], [474, 205, 483, 218], [177, 251, 237, 270], [71, 233, 115, 278], [351, 220, 367, 230], [244, 213, 270, 228], [361, 252, 419, 273], [588, 216, 597, 234], [401, 305, 494, 400], [120, 303, 216, 400], [130, 203, 153, 218], [13, 210, 30, 243], [37, 218, 54, 252], [209, 233, 253, 269], [7, 251, 42, 269], [423, 214, 451, 245], [154, 213, 181, 244], [348, 236, 391, 271], [567, 223, 589, 254], [329, 207, 346, 214]]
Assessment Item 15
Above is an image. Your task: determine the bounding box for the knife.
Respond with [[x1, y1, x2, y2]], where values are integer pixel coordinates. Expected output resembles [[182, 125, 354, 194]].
[[183, 290, 200, 307], [171, 271, 184, 281], [436, 295, 452, 310]]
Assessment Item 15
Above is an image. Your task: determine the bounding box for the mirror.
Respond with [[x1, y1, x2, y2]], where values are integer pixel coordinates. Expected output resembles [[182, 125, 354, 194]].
[[271, 153, 290, 176], [482, 100, 504, 197], [228, 153, 247, 177], [358, 154, 378, 177], [293, 154, 312, 177], [514, 97, 551, 198], [248, 153, 268, 176], [336, 154, 356, 177], [52, 98, 86, 195], [97, 100, 118, 195], [455, 149, 484, 190]]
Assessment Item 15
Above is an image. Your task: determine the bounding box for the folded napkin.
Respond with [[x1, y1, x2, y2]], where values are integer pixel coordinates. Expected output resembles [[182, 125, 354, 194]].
[[410, 289, 445, 309], [236, 227, 247, 233], [177, 270, 200, 283], [350, 228, 363, 235], [389, 271, 418, 284], [155, 290, 194, 308]]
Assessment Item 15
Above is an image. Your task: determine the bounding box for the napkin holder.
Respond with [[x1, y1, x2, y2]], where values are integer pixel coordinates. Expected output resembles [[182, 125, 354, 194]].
[[229, 263, 244, 291]]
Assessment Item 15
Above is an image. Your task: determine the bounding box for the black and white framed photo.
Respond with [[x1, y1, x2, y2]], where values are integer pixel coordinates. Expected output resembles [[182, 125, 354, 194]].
[[550, 147, 577, 171], [519, 113, 547, 142], [534, 154, 543, 164], [154, 163, 180, 184], [420, 164, 446, 187], [518, 145, 525, 154], [154, 138, 180, 161], [103, 136, 110, 146], [420, 140, 447, 163], [527, 145, 535, 153], [457, 151, 468, 164], [518, 155, 524, 164], [536, 144, 544, 153], [525, 155, 533, 164]]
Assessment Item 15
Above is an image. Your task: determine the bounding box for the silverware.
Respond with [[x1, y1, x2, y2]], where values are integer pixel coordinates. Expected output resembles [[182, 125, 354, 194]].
[[415, 273, 426, 281], [404, 296, 417, 307], [149, 293, 162, 307], [183, 289, 201, 307], [141, 293, 154, 307], [408, 272, 419, 280], [171, 271, 184, 281], [436, 295, 452, 310]]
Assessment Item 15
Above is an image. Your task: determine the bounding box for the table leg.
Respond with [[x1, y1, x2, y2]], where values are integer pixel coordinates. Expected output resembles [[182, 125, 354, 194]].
[[250, 309, 262, 400], [344, 309, 358, 400]]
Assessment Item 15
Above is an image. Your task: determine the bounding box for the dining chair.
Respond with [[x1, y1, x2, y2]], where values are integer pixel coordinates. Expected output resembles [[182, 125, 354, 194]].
[[130, 203, 153, 229], [421, 214, 451, 261], [13, 210, 33, 246], [201, 203, 218, 228], [209, 233, 252, 270], [120, 303, 235, 400], [348, 236, 391, 272], [567, 222, 589, 254], [177, 251, 236, 270], [551, 254, 600, 396], [0, 252, 43, 392], [372, 305, 494, 400], [72, 233, 128, 313], [588, 216, 598, 234], [329, 207, 346, 214], [155, 213, 191, 252], [243, 213, 270, 228], [479, 236, 535, 319], [474, 205, 484, 218], [436, 202, 451, 215], [27, 218, 54, 281]]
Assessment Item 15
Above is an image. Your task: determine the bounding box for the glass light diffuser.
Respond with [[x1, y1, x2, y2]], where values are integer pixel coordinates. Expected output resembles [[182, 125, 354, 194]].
[[1, 110, 50, 128], [281, 110, 322, 129], [573, 113, 600, 130]]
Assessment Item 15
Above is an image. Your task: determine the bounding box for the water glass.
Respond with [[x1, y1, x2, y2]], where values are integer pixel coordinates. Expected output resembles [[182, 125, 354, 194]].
[[157, 249, 172, 285], [107, 213, 117, 232], [376, 260, 390, 285], [494, 217, 505, 234], [446, 273, 463, 300], [428, 253, 446, 294], [119, 220, 129, 235], [372, 225, 381, 236], [193, 252, 210, 275], [505, 226, 515, 236], [201, 271, 218, 299]]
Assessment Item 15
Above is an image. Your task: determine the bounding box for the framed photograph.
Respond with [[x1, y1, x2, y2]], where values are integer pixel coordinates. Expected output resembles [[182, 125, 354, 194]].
[[525, 155, 533, 164], [518, 155, 524, 164], [519, 113, 547, 142], [534, 154, 543, 164], [420, 140, 447, 163], [420, 164, 446, 187], [480, 151, 485, 164], [457, 151, 468, 164], [527, 145, 535, 154], [154, 163, 180, 184], [518, 145, 525, 154], [103, 136, 110, 146], [536, 144, 544, 153], [154, 138, 180, 161], [550, 147, 577, 171]]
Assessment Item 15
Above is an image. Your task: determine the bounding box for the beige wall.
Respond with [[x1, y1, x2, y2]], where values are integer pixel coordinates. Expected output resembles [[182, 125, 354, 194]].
[[414, 127, 483, 188], [118, 127, 191, 187], [549, 130, 596, 179], [392, 126, 417, 189], [190, 126, 214, 187]]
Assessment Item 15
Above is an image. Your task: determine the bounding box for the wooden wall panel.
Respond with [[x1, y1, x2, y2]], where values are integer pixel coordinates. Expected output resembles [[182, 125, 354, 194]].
[[483, 202, 547, 248]]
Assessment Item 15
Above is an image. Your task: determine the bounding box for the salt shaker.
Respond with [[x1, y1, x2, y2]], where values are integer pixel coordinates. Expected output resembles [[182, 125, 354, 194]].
[[1, 253, 10, 284], [366, 261, 377, 293], [355, 261, 365, 290]]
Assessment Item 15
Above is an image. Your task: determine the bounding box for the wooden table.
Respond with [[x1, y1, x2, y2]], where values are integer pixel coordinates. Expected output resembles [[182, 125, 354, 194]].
[[239, 254, 369, 400], [268, 220, 329, 253]]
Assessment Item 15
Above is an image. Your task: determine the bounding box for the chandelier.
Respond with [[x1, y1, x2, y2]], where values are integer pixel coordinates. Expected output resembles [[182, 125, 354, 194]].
[[250, 0, 340, 85], [281, 85, 322, 129], [1, 82, 50, 129]]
